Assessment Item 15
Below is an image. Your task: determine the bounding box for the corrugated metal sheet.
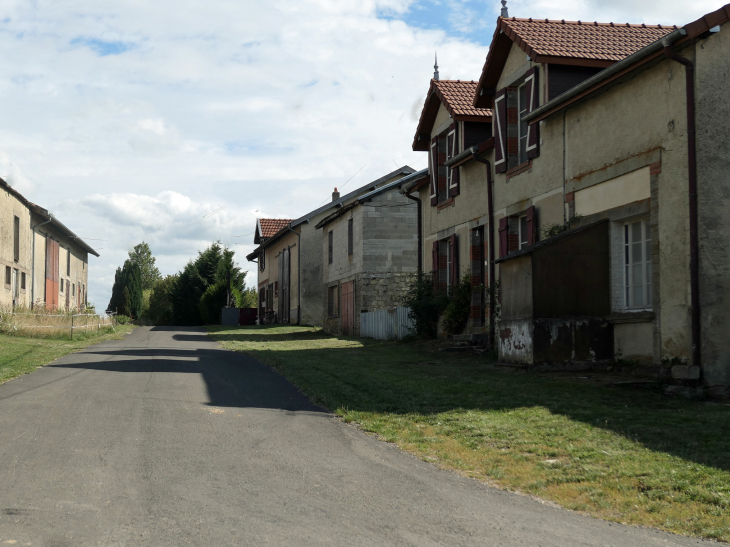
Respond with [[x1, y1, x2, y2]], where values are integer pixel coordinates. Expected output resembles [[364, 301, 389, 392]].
[[360, 306, 414, 340]]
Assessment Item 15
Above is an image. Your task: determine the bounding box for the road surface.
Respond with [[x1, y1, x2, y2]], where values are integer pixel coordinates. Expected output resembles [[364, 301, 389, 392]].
[[0, 327, 712, 546]]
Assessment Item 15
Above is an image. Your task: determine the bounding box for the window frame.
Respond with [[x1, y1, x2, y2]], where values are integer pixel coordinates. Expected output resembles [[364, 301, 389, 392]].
[[4, 266, 10, 286], [13, 216, 20, 262], [20, 272, 26, 291], [622, 218, 652, 310], [517, 82, 529, 165]]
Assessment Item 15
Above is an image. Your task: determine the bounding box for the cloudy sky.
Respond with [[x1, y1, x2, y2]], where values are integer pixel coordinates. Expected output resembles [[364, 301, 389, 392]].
[[0, 0, 719, 307]]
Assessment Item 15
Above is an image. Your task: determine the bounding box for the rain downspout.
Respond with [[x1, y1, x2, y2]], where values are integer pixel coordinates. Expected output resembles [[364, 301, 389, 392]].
[[662, 34, 701, 372], [404, 191, 422, 275], [285, 226, 301, 325]]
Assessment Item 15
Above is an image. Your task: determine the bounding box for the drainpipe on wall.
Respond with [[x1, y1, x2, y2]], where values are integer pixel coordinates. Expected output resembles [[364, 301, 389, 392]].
[[470, 154, 495, 352], [404, 191, 422, 275], [284, 226, 301, 325], [662, 35, 701, 372], [30, 213, 53, 308]]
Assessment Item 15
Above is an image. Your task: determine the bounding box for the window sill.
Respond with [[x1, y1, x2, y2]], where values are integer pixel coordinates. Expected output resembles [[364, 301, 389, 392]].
[[506, 160, 532, 180], [437, 198, 455, 211], [608, 310, 655, 324]]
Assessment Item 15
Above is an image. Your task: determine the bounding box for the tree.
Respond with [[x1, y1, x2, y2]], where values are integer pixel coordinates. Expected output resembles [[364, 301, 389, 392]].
[[128, 242, 161, 290], [147, 275, 178, 325], [107, 259, 143, 319]]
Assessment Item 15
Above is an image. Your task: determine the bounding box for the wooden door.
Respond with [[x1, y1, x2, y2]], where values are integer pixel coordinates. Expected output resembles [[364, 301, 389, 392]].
[[340, 281, 354, 337], [45, 239, 59, 309]]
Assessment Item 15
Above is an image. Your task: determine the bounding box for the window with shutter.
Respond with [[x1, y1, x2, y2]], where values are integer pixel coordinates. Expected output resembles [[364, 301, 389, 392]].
[[447, 125, 460, 198], [524, 67, 540, 159], [429, 138, 438, 206], [494, 89, 508, 174]]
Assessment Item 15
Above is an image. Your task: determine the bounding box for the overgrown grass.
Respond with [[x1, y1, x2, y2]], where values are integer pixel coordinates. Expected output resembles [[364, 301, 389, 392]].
[[208, 325, 730, 542], [0, 325, 135, 385]]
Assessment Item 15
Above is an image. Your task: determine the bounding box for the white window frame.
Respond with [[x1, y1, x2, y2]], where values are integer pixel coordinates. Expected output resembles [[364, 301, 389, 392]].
[[623, 218, 652, 310], [430, 140, 438, 201], [447, 128, 457, 190], [518, 214, 529, 250]]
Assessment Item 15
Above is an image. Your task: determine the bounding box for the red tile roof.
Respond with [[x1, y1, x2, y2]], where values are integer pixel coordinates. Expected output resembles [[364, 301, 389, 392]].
[[502, 18, 677, 62], [475, 16, 678, 108], [257, 218, 292, 241], [412, 79, 492, 151]]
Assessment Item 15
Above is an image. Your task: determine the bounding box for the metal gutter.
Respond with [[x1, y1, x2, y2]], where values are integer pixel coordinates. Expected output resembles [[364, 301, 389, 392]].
[[523, 28, 687, 124], [444, 138, 494, 168]]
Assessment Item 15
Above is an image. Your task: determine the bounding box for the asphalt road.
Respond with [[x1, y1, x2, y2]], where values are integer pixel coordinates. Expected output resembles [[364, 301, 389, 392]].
[[0, 327, 714, 546]]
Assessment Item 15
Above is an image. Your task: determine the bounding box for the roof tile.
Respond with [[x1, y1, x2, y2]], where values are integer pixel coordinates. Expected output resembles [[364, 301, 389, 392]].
[[258, 218, 293, 239], [432, 80, 492, 118]]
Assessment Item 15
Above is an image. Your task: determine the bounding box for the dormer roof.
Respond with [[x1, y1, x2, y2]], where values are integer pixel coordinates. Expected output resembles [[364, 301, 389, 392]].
[[413, 79, 492, 152], [474, 17, 677, 108], [254, 218, 293, 245]]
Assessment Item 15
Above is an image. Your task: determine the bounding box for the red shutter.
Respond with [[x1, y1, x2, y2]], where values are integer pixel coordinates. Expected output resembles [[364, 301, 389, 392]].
[[429, 137, 438, 206], [526, 206, 537, 246], [498, 217, 509, 258], [448, 123, 460, 197], [450, 234, 458, 287], [494, 88, 508, 174], [432, 241, 439, 289], [525, 67, 540, 160]]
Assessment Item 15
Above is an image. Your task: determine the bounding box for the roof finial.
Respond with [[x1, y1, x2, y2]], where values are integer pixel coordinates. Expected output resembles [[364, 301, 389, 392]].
[[433, 52, 440, 81], [500, 0, 509, 18]]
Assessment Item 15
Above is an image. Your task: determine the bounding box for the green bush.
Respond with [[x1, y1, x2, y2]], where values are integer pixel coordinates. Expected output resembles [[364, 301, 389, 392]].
[[402, 273, 448, 339], [115, 314, 132, 325], [198, 282, 228, 325], [442, 274, 474, 336]]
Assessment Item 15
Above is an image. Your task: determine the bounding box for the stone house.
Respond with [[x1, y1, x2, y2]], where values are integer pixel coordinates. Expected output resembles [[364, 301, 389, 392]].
[[402, 78, 493, 335], [316, 169, 426, 336], [440, 4, 730, 393], [1, 178, 98, 309], [246, 166, 415, 326]]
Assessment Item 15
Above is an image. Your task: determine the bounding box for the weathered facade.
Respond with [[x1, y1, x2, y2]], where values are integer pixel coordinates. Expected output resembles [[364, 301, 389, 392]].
[[1, 179, 98, 309], [247, 167, 416, 326], [317, 170, 425, 336], [404, 79, 493, 335], [450, 5, 730, 393]]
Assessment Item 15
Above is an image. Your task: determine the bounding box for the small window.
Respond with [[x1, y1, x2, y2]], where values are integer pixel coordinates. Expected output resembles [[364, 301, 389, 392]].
[[327, 285, 339, 317], [328, 230, 334, 264], [347, 219, 353, 256], [60, 280, 64, 293], [72, 284, 76, 297], [82, 260, 85, 271], [624, 218, 652, 309], [20, 272, 26, 290], [13, 216, 20, 262], [67, 249, 71, 276], [4, 266, 10, 286]]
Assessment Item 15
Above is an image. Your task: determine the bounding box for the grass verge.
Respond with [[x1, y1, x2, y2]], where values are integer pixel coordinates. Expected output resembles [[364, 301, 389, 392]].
[[0, 325, 136, 385], [208, 324, 730, 542]]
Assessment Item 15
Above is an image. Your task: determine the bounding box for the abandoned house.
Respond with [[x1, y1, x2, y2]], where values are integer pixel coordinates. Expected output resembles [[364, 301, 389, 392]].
[[438, 3, 730, 394], [246, 166, 416, 326], [317, 169, 427, 336], [403, 75, 493, 335], [1, 178, 98, 309]]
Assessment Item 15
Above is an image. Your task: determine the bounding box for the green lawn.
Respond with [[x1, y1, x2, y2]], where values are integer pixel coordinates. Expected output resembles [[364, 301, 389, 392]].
[[208, 324, 730, 542], [0, 325, 136, 385]]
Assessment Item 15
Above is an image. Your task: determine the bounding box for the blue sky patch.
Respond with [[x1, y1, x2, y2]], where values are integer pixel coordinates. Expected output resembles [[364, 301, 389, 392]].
[[70, 37, 132, 56]]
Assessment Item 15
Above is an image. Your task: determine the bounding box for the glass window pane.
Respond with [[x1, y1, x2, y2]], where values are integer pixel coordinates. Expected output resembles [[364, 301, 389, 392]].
[[631, 221, 642, 246], [520, 216, 528, 248], [632, 241, 642, 263], [632, 266, 644, 307]]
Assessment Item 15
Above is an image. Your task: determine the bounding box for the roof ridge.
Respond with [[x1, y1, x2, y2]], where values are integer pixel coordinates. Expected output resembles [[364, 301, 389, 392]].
[[501, 16, 677, 29]]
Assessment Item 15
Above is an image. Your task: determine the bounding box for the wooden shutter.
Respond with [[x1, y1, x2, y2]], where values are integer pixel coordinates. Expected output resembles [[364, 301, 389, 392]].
[[432, 241, 439, 289], [447, 123, 460, 197], [494, 88, 508, 174], [498, 218, 509, 258], [449, 234, 458, 287], [525, 67, 540, 159], [429, 137, 438, 206], [526, 206, 538, 246]]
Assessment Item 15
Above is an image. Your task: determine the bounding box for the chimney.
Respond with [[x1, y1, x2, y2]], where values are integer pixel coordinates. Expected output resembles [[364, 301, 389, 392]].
[[332, 187, 340, 202], [501, 0, 509, 18]]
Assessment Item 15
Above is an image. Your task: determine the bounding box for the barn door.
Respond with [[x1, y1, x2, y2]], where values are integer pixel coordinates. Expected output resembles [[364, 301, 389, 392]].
[[340, 281, 354, 336], [45, 239, 59, 309]]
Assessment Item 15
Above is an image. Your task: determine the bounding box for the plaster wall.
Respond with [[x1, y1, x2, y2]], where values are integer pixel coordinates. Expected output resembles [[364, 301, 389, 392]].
[[695, 22, 730, 387], [574, 166, 651, 217], [257, 229, 300, 323], [432, 103, 452, 137], [0, 190, 32, 308]]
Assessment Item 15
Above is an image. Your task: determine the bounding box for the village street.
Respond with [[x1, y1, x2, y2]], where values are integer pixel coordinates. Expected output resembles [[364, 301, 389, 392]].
[[0, 327, 713, 546]]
